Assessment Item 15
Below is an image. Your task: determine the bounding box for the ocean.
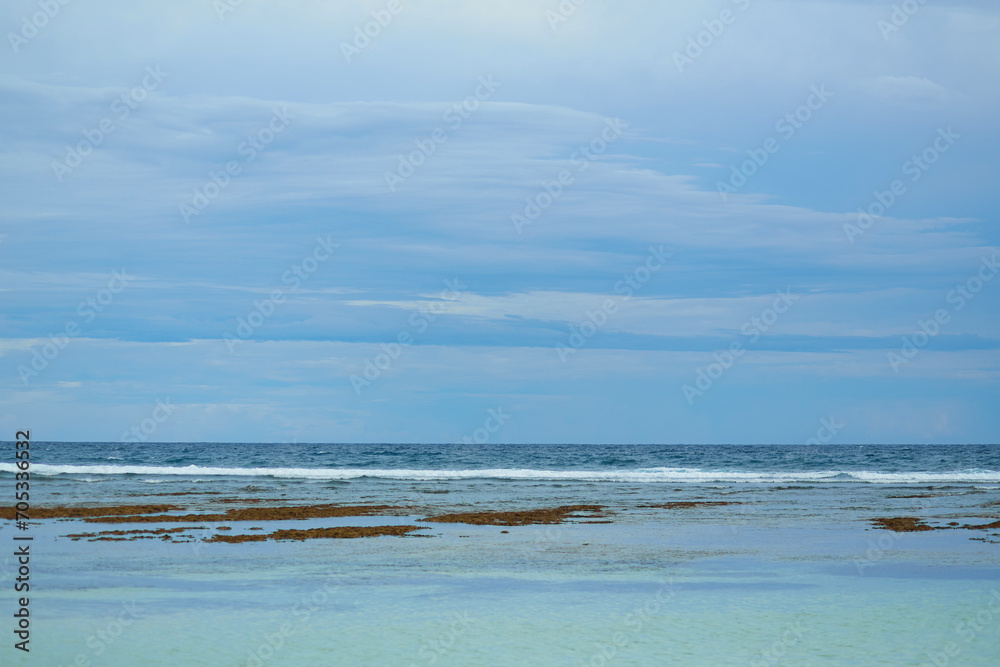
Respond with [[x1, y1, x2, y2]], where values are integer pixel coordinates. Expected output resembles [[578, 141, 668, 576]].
[[2, 443, 999, 665]]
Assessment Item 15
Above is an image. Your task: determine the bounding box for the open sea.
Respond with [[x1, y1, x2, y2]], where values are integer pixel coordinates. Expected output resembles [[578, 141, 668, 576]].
[[2, 443, 999, 666]]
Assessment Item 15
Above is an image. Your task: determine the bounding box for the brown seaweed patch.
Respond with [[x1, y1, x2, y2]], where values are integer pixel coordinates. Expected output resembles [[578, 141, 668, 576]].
[[90, 535, 162, 542], [871, 517, 934, 532], [66, 527, 192, 539], [215, 498, 285, 504], [204, 533, 267, 543], [83, 504, 410, 524], [205, 525, 427, 543], [422, 505, 605, 526], [958, 519, 1000, 531], [641, 501, 740, 509], [1, 505, 181, 520], [64, 527, 206, 542], [872, 516, 1000, 533]]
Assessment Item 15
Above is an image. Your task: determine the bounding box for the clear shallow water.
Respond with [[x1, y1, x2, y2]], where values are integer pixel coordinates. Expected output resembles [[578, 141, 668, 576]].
[[2, 443, 999, 665]]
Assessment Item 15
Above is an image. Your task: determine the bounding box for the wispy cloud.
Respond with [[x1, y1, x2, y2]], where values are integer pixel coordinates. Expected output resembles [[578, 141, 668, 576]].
[[1, 0, 997, 442]]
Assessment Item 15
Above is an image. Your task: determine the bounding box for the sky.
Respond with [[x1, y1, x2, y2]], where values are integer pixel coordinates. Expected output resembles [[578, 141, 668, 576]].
[[1, 0, 998, 444]]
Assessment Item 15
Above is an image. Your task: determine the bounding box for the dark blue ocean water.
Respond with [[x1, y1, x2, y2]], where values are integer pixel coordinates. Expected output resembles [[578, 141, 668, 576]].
[[4, 442, 999, 480], [4, 442, 999, 509]]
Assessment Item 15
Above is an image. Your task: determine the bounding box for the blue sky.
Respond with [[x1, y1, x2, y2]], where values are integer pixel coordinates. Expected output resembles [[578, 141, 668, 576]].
[[1, 0, 997, 444]]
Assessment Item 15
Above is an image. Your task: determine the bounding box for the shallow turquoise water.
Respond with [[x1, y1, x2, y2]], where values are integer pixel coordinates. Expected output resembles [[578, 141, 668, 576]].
[[4, 513, 1000, 665], [2, 443, 999, 664]]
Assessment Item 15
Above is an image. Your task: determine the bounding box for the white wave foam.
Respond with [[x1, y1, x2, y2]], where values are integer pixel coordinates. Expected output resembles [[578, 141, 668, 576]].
[[2, 463, 999, 484]]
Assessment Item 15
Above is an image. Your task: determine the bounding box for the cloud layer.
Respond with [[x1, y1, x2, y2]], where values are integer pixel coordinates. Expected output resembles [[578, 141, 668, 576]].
[[1, 0, 997, 443]]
